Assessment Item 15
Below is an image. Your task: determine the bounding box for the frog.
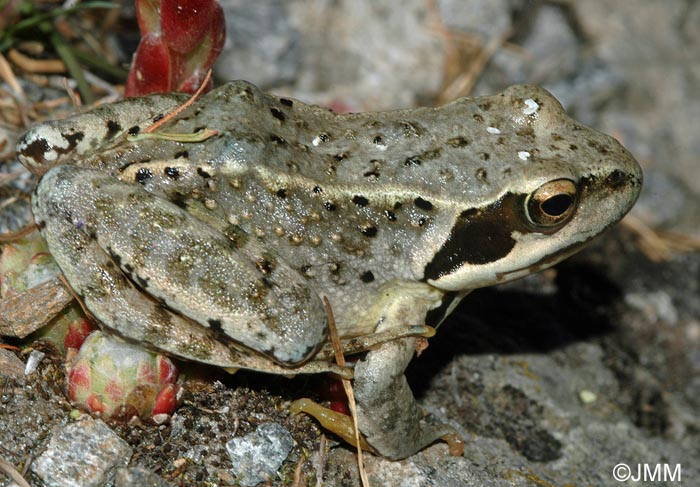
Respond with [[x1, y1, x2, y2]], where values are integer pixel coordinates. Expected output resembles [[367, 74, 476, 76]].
[[16, 80, 642, 460]]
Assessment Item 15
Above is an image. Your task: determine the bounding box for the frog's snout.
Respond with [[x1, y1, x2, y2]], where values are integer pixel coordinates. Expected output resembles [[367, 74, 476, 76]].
[[17, 125, 65, 175]]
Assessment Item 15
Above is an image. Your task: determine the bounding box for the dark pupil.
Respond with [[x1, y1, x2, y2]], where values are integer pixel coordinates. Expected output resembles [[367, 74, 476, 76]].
[[541, 194, 572, 216]]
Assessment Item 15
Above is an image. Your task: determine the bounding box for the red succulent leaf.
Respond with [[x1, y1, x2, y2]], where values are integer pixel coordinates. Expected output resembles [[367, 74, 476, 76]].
[[87, 394, 107, 413], [135, 0, 162, 35], [323, 378, 350, 416], [162, 0, 217, 54], [63, 319, 96, 350], [151, 384, 180, 416], [129, 0, 225, 95], [157, 356, 179, 384], [125, 33, 173, 97], [177, 70, 212, 93], [104, 379, 125, 403], [67, 362, 91, 401]]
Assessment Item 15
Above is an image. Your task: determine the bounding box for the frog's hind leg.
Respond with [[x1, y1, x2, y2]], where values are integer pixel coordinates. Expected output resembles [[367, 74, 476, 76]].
[[31, 164, 329, 370]]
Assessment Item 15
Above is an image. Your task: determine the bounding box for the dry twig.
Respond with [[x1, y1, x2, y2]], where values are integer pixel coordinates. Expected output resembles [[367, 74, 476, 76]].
[[0, 456, 31, 487], [322, 296, 370, 487], [143, 69, 213, 134]]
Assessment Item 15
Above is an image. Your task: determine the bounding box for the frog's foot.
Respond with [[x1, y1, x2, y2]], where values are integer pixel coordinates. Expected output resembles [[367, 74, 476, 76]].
[[314, 324, 436, 361], [289, 398, 375, 453], [290, 397, 465, 458], [293, 336, 463, 460]]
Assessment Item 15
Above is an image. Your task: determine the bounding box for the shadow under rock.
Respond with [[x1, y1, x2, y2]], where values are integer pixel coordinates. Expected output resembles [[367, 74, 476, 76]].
[[407, 262, 623, 397]]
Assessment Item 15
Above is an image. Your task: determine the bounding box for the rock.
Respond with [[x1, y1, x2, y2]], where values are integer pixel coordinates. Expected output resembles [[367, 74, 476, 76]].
[[32, 418, 132, 487], [218, 0, 301, 88], [226, 422, 294, 486], [114, 466, 175, 487], [0, 348, 24, 378]]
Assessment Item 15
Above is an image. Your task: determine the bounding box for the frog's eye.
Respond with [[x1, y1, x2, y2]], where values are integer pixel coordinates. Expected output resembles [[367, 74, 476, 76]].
[[525, 178, 577, 227]]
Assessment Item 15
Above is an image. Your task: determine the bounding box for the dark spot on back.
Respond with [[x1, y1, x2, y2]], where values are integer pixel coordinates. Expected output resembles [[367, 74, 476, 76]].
[[224, 225, 248, 249], [136, 167, 153, 183], [106, 120, 122, 139], [404, 156, 422, 167], [587, 139, 610, 155], [135, 274, 149, 288], [128, 126, 140, 136], [399, 121, 425, 137], [153, 113, 164, 123], [197, 167, 212, 178], [360, 271, 375, 283], [279, 98, 294, 107], [384, 210, 397, 221], [208, 319, 223, 333], [170, 192, 189, 209], [324, 201, 337, 211], [446, 136, 470, 148], [414, 197, 433, 211], [270, 107, 285, 122], [165, 166, 180, 180], [276, 188, 287, 198], [360, 225, 377, 237], [270, 134, 287, 145], [313, 186, 323, 194], [352, 195, 369, 206], [106, 246, 122, 267], [373, 135, 384, 145], [63, 132, 84, 152], [175, 150, 189, 159], [516, 127, 535, 138]]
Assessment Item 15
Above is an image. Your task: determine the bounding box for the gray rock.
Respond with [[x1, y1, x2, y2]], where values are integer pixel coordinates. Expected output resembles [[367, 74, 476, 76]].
[[114, 467, 174, 487], [218, 0, 301, 88], [32, 419, 132, 487], [436, 0, 513, 41], [226, 422, 294, 486], [0, 348, 24, 378]]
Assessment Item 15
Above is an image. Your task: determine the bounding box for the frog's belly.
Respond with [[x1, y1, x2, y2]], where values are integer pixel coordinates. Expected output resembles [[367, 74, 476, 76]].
[[325, 280, 447, 338]]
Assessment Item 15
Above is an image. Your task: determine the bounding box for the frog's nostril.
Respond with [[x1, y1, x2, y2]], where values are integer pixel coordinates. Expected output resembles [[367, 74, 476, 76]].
[[605, 169, 627, 188]]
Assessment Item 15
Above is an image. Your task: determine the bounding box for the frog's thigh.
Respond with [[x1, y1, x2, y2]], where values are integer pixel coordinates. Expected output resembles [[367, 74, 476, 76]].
[[32, 165, 327, 365], [353, 337, 458, 460]]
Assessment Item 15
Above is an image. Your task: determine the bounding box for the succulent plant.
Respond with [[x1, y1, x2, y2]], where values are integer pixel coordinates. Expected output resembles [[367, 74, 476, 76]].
[[0, 232, 60, 297], [126, 0, 226, 96], [66, 331, 182, 421]]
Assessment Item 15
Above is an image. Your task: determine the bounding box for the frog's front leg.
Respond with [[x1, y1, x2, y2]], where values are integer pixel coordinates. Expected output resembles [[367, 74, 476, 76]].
[[32, 164, 328, 368], [352, 336, 462, 460], [292, 335, 463, 459]]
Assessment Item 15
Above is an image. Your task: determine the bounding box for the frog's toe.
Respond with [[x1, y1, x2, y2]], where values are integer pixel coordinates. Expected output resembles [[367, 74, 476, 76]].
[[289, 398, 374, 453]]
